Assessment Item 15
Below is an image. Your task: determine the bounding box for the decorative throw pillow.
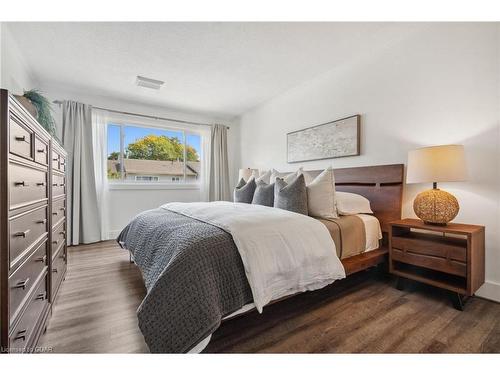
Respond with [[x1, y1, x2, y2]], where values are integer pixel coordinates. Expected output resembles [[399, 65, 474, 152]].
[[271, 167, 313, 185], [336, 191, 373, 215], [234, 178, 256, 203], [251, 180, 275, 207], [307, 167, 338, 219], [274, 174, 308, 215]]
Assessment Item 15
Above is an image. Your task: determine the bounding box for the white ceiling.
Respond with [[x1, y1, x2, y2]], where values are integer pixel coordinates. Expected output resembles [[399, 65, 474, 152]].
[[6, 22, 423, 118]]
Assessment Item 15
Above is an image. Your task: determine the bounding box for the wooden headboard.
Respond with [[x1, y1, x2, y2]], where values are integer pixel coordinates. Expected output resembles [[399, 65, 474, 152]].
[[304, 164, 404, 235]]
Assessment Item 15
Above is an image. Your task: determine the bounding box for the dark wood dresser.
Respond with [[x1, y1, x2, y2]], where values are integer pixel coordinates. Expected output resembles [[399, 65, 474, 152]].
[[0, 89, 68, 353]]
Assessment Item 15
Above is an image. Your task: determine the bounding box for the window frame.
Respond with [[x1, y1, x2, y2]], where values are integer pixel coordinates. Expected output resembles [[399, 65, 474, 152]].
[[106, 117, 204, 189]]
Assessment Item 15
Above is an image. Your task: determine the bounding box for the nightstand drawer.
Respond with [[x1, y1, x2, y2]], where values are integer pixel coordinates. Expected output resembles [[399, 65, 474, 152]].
[[392, 233, 466, 262], [392, 248, 466, 277]]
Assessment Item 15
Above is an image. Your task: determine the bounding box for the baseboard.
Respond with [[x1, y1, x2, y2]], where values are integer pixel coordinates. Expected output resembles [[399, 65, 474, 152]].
[[107, 230, 121, 240], [476, 280, 500, 303]]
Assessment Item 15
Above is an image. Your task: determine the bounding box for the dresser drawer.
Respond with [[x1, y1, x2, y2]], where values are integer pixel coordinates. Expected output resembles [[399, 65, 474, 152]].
[[51, 221, 66, 256], [51, 248, 67, 298], [9, 162, 48, 210], [391, 233, 466, 262], [34, 136, 49, 166], [9, 115, 33, 161], [9, 275, 49, 352], [59, 155, 66, 173], [52, 199, 66, 228], [52, 173, 66, 198], [9, 241, 48, 326], [9, 205, 48, 266]]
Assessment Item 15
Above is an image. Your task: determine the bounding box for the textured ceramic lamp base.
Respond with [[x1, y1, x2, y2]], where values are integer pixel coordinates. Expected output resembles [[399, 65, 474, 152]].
[[413, 188, 459, 225]]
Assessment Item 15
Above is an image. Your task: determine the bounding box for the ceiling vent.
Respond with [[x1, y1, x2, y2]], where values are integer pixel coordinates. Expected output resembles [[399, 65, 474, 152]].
[[136, 75, 164, 90]]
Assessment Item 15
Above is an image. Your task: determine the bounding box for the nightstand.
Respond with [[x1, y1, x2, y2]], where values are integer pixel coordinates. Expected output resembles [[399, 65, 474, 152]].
[[389, 218, 485, 310]]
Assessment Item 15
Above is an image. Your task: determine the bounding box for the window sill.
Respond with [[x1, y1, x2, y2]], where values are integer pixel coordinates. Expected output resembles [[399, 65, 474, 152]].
[[108, 183, 201, 191]]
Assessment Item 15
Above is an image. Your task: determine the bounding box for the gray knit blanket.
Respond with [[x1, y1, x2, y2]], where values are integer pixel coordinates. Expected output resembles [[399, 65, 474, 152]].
[[117, 208, 253, 353]]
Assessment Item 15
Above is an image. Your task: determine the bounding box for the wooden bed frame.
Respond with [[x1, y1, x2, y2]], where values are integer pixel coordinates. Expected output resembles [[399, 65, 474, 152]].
[[300, 163, 405, 275], [219, 164, 405, 327]]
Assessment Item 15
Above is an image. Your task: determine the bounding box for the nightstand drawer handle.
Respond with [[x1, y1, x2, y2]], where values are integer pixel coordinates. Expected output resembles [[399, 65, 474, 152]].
[[14, 181, 29, 187], [37, 148, 46, 153], [15, 136, 26, 142]]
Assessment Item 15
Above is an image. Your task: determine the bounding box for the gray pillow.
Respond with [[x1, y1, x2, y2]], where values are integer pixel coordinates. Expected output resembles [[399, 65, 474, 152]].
[[234, 178, 256, 203], [274, 174, 308, 215], [251, 180, 275, 207]]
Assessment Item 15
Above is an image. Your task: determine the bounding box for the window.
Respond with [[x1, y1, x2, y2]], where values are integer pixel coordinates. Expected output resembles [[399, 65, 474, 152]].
[[107, 122, 202, 184]]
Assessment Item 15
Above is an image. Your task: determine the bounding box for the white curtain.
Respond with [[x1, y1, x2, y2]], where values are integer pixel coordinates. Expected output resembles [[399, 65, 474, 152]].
[[91, 109, 109, 240], [208, 124, 230, 201], [199, 125, 212, 202], [62, 101, 101, 244]]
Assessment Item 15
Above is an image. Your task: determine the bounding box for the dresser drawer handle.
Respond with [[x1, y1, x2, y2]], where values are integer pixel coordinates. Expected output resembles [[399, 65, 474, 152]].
[[60, 207, 65, 211], [14, 229, 30, 238], [14, 278, 30, 290], [35, 292, 46, 301], [52, 239, 59, 245], [59, 231, 66, 235], [53, 157, 58, 161], [36, 219, 47, 224], [53, 268, 58, 273], [37, 148, 46, 153], [14, 329, 27, 341], [36, 182, 46, 186], [36, 255, 47, 263], [59, 183, 65, 187], [52, 183, 58, 187], [15, 135, 27, 142], [52, 212, 58, 216], [14, 181, 29, 187]]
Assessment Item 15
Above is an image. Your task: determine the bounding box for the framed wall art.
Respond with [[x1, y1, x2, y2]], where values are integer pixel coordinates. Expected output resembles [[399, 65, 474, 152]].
[[287, 114, 360, 163]]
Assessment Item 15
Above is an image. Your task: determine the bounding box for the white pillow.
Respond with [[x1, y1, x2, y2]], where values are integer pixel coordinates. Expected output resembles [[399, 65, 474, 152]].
[[306, 167, 338, 219], [336, 191, 373, 215], [271, 168, 313, 185], [255, 170, 271, 184]]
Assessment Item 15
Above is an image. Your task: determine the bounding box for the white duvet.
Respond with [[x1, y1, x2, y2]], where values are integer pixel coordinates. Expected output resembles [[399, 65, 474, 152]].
[[162, 201, 346, 313]]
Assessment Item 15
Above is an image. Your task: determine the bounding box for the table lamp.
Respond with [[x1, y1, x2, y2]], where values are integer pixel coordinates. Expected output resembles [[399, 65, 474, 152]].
[[406, 145, 467, 225], [238, 168, 259, 182]]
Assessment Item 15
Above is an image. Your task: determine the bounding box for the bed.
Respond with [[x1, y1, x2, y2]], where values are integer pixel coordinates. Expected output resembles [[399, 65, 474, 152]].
[[118, 164, 404, 353]]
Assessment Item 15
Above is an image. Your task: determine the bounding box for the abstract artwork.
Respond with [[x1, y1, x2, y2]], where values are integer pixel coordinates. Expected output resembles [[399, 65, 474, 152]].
[[287, 115, 360, 163]]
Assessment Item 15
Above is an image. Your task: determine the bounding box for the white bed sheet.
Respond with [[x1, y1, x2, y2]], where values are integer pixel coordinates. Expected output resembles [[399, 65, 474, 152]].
[[356, 214, 383, 252], [188, 213, 382, 354]]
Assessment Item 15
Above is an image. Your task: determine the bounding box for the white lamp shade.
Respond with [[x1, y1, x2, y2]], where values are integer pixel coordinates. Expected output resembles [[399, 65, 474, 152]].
[[238, 168, 259, 182], [406, 145, 467, 184]]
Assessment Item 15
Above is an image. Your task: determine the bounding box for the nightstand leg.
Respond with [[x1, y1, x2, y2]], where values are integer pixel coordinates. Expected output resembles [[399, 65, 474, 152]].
[[396, 277, 406, 291], [450, 293, 468, 311]]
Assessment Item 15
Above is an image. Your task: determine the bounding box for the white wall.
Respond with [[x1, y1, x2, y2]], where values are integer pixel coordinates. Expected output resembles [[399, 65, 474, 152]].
[[238, 23, 500, 301], [0, 24, 38, 92], [38, 83, 239, 238]]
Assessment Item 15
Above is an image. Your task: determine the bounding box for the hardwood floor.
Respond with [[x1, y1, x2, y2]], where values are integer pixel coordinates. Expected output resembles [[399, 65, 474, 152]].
[[40, 241, 500, 353]]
